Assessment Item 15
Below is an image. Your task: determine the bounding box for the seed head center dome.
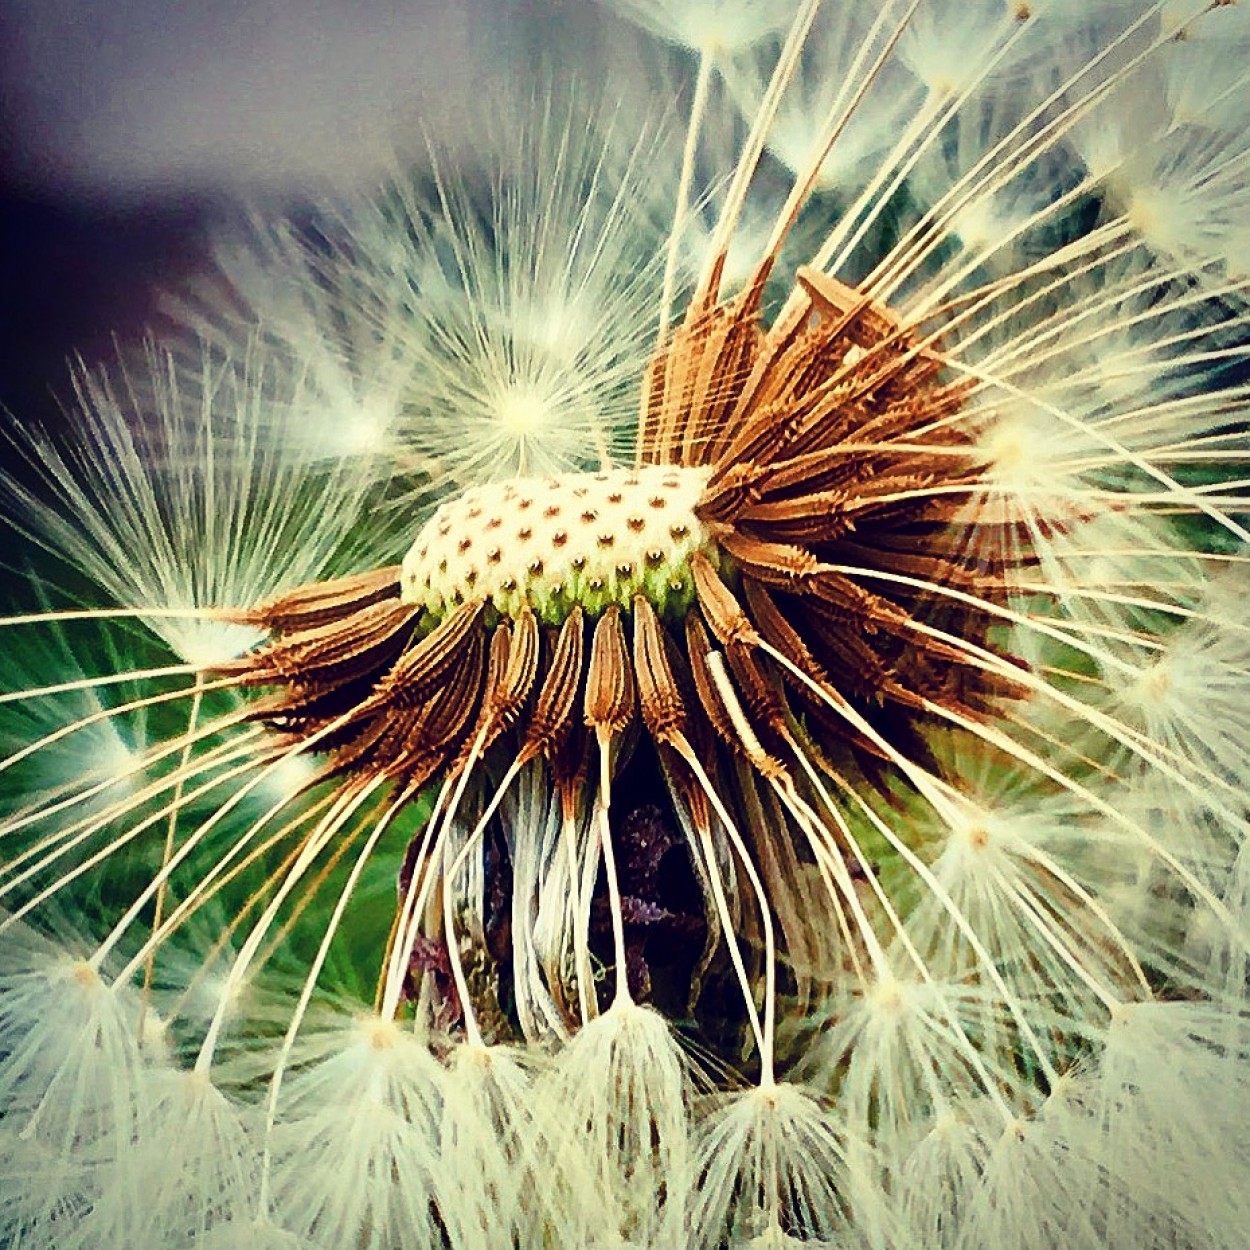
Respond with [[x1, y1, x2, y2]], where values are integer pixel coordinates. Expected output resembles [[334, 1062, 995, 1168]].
[[401, 464, 715, 622]]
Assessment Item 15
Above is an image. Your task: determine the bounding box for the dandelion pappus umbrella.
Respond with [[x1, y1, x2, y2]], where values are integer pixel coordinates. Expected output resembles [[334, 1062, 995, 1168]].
[[2, 1, 1250, 1247]]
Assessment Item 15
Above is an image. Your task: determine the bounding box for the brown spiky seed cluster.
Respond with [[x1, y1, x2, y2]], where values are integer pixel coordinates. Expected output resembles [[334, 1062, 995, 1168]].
[[225, 258, 1023, 807]]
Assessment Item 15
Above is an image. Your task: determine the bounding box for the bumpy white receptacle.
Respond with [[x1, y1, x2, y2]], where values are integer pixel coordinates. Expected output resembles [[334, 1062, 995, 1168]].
[[401, 464, 715, 622]]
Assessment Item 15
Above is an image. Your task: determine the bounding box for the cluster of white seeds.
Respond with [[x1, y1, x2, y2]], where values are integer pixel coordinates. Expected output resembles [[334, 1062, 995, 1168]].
[[400, 464, 716, 623]]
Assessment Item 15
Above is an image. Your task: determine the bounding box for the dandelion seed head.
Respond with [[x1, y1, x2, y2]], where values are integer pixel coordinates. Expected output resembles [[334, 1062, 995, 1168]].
[[543, 1002, 692, 1240], [895, 0, 1020, 96], [0, 628, 148, 810], [1117, 602, 1250, 785], [222, 99, 674, 496], [724, 4, 924, 192], [0, 341, 391, 667], [491, 379, 555, 440], [604, 0, 798, 56], [976, 400, 1076, 498], [183, 965, 255, 1034], [0, 933, 154, 1239], [693, 1082, 878, 1247], [3, 0, 1249, 1245], [945, 194, 1013, 256], [267, 1015, 449, 1249], [257, 741, 321, 804], [191, 1217, 312, 1250], [321, 396, 399, 462], [137, 1005, 173, 1062]]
